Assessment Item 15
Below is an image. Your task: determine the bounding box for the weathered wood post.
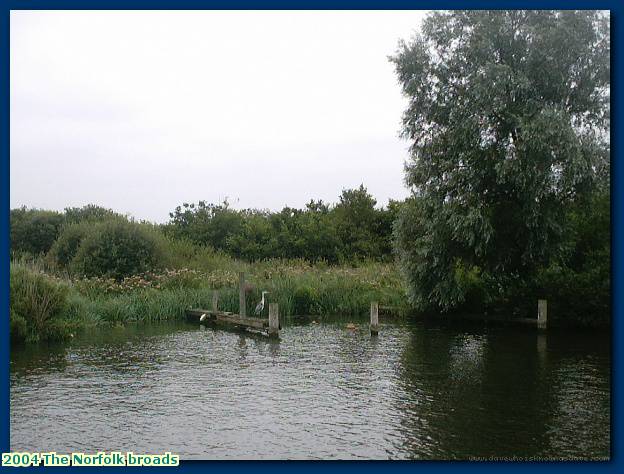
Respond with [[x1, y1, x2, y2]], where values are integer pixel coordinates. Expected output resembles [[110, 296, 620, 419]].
[[268, 303, 279, 338], [239, 272, 246, 317], [538, 299, 548, 330], [212, 291, 219, 313], [370, 302, 379, 336]]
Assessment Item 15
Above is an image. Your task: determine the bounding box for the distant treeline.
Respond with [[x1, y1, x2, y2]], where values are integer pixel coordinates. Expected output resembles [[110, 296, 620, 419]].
[[10, 185, 401, 266], [164, 185, 401, 263]]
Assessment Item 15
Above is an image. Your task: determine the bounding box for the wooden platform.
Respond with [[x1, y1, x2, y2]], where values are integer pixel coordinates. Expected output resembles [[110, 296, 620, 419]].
[[186, 309, 269, 330]]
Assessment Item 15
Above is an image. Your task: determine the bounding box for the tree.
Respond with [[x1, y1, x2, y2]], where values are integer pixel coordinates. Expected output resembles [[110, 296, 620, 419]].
[[333, 185, 383, 261], [391, 11, 609, 311], [64, 204, 122, 224], [166, 200, 244, 251], [10, 208, 65, 256]]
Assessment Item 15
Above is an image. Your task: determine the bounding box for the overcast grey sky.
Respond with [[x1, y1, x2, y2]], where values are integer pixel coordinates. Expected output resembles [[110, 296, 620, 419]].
[[11, 10, 426, 222]]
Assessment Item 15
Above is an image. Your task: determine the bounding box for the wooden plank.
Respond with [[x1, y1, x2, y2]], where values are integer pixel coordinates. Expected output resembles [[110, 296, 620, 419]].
[[216, 313, 268, 329], [186, 309, 215, 322], [268, 303, 279, 338], [186, 308, 268, 329]]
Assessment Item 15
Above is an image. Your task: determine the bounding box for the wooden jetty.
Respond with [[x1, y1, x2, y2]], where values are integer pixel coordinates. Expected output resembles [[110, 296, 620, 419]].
[[186, 272, 389, 339], [185, 272, 281, 338], [186, 308, 268, 330]]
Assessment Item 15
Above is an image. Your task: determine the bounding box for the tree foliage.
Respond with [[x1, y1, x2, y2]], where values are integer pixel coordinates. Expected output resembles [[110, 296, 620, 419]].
[[10, 208, 65, 256], [165, 186, 396, 263], [70, 220, 167, 280], [391, 11, 610, 312]]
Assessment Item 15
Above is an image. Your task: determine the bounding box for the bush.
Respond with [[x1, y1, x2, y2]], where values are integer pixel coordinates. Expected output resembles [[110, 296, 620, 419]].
[[535, 264, 610, 327], [70, 220, 167, 280], [10, 263, 69, 342], [10, 208, 65, 255], [47, 221, 93, 269]]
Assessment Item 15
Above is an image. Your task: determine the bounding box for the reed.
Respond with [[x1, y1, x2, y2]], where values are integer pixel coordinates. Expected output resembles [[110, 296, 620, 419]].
[[10, 254, 409, 342]]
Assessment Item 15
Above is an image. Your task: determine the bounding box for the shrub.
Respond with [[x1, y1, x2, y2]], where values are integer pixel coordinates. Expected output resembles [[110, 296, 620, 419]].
[[47, 221, 93, 269], [10, 263, 69, 342], [10, 208, 65, 255], [534, 263, 610, 327], [69, 220, 167, 280]]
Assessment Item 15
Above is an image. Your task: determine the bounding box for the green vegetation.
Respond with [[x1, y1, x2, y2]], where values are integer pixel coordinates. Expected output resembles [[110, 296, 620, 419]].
[[69, 220, 168, 280], [10, 252, 406, 343], [10, 196, 407, 342], [10, 262, 72, 343], [9, 12, 611, 343], [391, 11, 610, 326], [10, 208, 65, 256], [165, 185, 398, 263]]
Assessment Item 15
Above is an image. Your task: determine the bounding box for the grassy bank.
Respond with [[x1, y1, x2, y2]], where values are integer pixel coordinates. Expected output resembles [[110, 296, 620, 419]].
[[10, 256, 408, 343]]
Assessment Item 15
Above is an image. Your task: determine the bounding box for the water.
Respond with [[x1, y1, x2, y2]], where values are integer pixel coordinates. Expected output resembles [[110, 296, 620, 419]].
[[10, 318, 610, 460]]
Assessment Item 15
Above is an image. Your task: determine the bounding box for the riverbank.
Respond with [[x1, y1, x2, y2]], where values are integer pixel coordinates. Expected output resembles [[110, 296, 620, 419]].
[[10, 258, 409, 343]]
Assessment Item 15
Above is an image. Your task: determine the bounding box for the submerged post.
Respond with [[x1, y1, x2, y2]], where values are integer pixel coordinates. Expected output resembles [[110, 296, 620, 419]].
[[239, 272, 246, 317], [268, 303, 279, 338], [212, 291, 219, 313], [370, 302, 379, 336], [538, 299, 548, 330]]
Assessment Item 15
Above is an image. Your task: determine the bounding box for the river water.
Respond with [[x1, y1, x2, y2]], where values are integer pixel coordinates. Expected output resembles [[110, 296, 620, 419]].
[[10, 318, 610, 460]]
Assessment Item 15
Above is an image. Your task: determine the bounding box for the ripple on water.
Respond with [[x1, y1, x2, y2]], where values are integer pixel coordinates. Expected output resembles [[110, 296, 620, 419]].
[[10, 321, 610, 460]]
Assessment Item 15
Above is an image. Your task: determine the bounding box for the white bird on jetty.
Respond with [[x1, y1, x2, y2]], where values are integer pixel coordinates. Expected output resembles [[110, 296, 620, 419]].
[[254, 291, 269, 315], [200, 313, 208, 322]]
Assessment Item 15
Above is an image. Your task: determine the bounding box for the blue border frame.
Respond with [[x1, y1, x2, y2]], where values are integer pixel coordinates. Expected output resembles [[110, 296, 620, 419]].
[[1, 1, 620, 471]]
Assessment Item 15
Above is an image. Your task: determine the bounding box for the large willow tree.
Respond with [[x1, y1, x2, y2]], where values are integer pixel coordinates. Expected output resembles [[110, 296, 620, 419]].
[[391, 11, 610, 311]]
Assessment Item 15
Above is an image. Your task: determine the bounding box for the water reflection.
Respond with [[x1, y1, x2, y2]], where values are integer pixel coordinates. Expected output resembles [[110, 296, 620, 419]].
[[10, 320, 609, 460], [392, 326, 609, 460]]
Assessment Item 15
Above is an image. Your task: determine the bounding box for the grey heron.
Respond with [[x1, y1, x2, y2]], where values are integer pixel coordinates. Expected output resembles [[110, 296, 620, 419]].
[[254, 291, 269, 315]]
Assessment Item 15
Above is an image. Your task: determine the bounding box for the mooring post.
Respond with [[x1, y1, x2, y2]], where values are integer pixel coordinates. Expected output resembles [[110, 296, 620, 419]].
[[538, 299, 548, 330], [239, 272, 246, 317], [212, 291, 219, 313], [370, 302, 379, 336], [268, 303, 279, 338]]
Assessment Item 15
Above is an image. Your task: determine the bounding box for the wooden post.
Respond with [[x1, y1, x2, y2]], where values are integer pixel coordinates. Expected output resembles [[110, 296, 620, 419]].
[[212, 291, 219, 313], [239, 272, 246, 317], [370, 302, 379, 336], [538, 299, 547, 330], [268, 303, 279, 338]]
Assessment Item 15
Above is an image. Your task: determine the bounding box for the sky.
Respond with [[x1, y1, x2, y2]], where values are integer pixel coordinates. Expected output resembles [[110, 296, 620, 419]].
[[10, 10, 426, 223]]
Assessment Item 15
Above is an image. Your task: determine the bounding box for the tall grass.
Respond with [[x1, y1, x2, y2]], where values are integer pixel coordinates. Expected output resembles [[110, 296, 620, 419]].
[[10, 262, 72, 342], [10, 244, 409, 342]]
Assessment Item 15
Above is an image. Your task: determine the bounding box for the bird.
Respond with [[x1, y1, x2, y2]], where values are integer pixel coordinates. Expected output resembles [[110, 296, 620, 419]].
[[200, 313, 208, 322], [254, 291, 269, 315]]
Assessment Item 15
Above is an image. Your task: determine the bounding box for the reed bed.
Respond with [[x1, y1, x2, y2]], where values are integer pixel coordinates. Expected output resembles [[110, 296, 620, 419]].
[[10, 257, 408, 342]]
